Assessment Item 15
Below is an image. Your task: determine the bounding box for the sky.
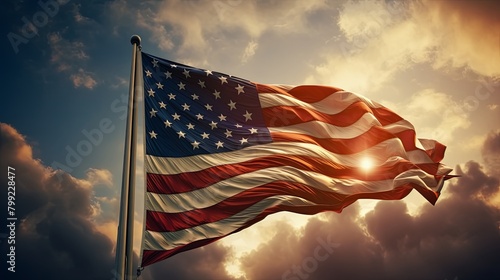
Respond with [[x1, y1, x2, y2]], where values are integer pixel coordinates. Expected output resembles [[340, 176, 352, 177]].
[[0, 0, 499, 279]]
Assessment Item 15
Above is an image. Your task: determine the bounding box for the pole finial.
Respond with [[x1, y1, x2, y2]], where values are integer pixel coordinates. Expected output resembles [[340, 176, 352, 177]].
[[130, 35, 141, 46]]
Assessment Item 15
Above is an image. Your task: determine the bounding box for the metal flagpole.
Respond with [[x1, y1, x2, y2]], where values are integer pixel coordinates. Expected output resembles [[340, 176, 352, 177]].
[[126, 35, 142, 280], [115, 35, 141, 280]]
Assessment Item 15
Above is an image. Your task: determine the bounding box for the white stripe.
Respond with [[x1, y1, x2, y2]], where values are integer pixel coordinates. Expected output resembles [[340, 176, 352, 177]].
[[383, 119, 415, 134], [260, 84, 294, 92], [259, 91, 384, 114], [268, 113, 381, 139], [145, 139, 435, 175], [144, 195, 333, 251], [146, 166, 440, 213], [268, 117, 413, 140]]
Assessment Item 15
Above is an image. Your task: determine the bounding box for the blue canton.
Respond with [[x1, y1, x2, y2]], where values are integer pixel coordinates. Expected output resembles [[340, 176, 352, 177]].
[[142, 52, 272, 157]]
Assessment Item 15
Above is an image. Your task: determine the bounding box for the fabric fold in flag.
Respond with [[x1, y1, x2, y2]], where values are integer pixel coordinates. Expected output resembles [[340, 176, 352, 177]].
[[140, 52, 453, 267]]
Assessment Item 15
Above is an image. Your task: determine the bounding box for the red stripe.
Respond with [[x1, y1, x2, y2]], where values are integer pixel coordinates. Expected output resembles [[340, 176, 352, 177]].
[[371, 107, 405, 127], [426, 141, 446, 163], [142, 181, 438, 267], [261, 102, 403, 127], [256, 84, 344, 103], [394, 130, 417, 151]]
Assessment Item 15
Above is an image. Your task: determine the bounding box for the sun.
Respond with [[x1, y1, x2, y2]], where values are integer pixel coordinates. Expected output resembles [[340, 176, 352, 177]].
[[360, 157, 374, 171]]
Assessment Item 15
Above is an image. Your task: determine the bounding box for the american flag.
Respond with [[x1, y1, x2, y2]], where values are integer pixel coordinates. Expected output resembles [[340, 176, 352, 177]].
[[140, 52, 453, 267]]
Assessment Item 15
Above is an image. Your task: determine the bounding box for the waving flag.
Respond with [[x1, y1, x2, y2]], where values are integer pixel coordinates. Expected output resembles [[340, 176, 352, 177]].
[[140, 52, 452, 267]]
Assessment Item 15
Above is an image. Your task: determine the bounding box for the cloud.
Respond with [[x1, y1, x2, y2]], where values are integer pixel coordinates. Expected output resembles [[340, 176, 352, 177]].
[[307, 0, 500, 94], [391, 88, 471, 142], [337, 0, 408, 42], [142, 243, 238, 280], [72, 3, 92, 23], [241, 40, 258, 64], [306, 1, 423, 93], [418, 0, 500, 77], [482, 129, 500, 177], [135, 0, 326, 59], [239, 206, 383, 280], [70, 68, 97, 89], [0, 123, 115, 279], [47, 32, 97, 89], [48, 32, 89, 71], [86, 168, 113, 187], [0, 123, 239, 280], [110, 76, 128, 89], [136, 10, 175, 52]]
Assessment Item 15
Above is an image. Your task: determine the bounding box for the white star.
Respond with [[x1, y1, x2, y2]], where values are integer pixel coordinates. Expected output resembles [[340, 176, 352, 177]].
[[145, 70, 152, 77], [149, 130, 157, 139], [196, 113, 204, 120], [164, 71, 172, 79], [168, 93, 176, 100], [170, 64, 177, 68], [228, 100, 237, 110], [191, 93, 199, 100], [235, 124, 243, 128], [219, 76, 228, 84], [198, 80, 206, 88], [205, 104, 213, 111], [186, 123, 195, 130], [183, 69, 190, 78], [152, 59, 159, 68], [243, 110, 253, 121], [172, 113, 181, 120], [224, 129, 232, 138], [213, 90, 221, 99], [177, 131, 186, 138], [191, 140, 200, 149], [239, 137, 248, 145], [147, 88, 155, 97], [248, 127, 258, 134], [149, 108, 158, 117], [164, 120, 172, 127], [159, 101, 167, 109], [215, 141, 224, 149], [218, 114, 227, 121], [178, 82, 186, 90], [201, 132, 210, 139], [205, 69, 213, 76], [235, 84, 245, 94], [209, 121, 218, 130], [182, 103, 190, 111], [156, 82, 164, 89]]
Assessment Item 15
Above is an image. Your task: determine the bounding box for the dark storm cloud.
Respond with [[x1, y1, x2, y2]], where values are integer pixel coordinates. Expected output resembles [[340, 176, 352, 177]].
[[241, 205, 387, 280], [365, 160, 500, 280], [0, 123, 115, 280], [239, 134, 500, 280], [482, 130, 500, 176], [142, 242, 238, 280], [0, 123, 237, 280]]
